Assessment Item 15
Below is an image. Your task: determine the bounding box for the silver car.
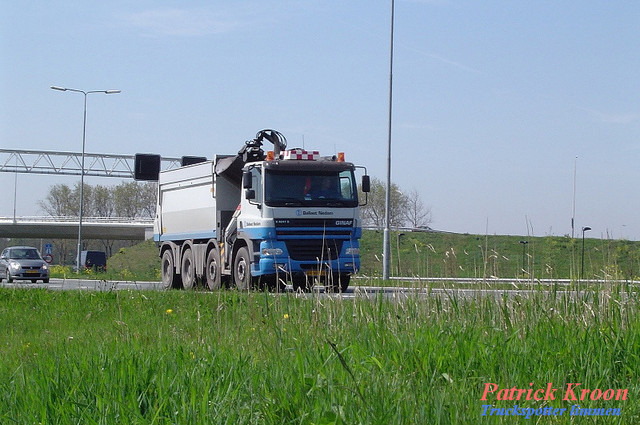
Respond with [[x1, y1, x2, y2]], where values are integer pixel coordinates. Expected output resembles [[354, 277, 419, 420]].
[[0, 246, 50, 283]]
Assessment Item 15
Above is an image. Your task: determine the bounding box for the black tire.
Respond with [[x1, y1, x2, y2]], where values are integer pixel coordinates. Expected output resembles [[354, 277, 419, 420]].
[[205, 248, 222, 290], [271, 275, 286, 292], [43, 278, 49, 283], [181, 248, 196, 290], [233, 246, 252, 290], [255, 274, 285, 292], [331, 273, 351, 293], [6, 273, 13, 283], [31, 279, 37, 283], [292, 273, 311, 292], [161, 249, 178, 290]]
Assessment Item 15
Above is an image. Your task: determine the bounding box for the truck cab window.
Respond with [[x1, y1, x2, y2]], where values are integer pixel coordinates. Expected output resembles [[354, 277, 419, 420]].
[[251, 167, 263, 203]]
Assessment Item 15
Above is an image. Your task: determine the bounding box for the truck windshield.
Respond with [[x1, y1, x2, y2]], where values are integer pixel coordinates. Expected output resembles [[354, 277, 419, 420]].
[[265, 169, 358, 207]]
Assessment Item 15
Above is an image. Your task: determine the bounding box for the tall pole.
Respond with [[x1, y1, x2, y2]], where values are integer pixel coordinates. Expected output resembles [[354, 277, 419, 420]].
[[383, 0, 395, 280], [519, 240, 528, 277], [78, 92, 88, 273], [13, 156, 18, 222], [571, 156, 577, 238], [581, 226, 591, 280], [51, 86, 120, 272]]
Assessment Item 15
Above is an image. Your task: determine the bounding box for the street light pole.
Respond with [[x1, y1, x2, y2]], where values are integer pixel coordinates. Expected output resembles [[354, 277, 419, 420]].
[[383, 0, 395, 280], [581, 226, 591, 280], [519, 240, 528, 277], [50, 86, 120, 272]]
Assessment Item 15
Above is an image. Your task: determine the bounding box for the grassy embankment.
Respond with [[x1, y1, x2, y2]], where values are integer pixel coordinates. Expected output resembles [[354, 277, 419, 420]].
[[49, 231, 640, 284], [360, 230, 640, 281], [1, 287, 638, 424]]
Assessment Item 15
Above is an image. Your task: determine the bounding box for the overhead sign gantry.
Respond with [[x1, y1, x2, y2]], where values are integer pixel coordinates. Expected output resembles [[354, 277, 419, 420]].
[[0, 149, 185, 179]]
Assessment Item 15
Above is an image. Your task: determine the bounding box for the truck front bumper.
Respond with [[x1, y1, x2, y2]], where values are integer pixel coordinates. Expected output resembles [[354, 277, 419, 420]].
[[253, 239, 360, 277]]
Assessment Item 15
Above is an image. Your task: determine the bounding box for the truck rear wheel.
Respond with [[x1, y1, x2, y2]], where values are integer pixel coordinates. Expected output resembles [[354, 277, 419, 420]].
[[181, 248, 196, 290], [233, 247, 252, 290], [205, 248, 222, 290], [161, 249, 179, 289]]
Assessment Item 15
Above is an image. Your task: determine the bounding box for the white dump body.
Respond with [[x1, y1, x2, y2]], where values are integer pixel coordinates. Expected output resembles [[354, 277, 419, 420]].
[[154, 158, 240, 242]]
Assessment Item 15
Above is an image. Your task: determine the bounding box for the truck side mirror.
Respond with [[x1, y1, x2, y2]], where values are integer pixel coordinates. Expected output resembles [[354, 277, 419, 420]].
[[361, 175, 370, 193], [242, 172, 252, 189], [245, 189, 256, 200]]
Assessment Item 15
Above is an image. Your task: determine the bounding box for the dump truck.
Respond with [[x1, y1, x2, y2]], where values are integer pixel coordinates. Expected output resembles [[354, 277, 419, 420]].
[[153, 129, 370, 291]]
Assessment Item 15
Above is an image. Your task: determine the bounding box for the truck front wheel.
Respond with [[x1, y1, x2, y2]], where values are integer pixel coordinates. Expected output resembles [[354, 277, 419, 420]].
[[161, 249, 179, 289], [331, 273, 351, 293], [233, 247, 252, 290], [205, 248, 222, 290], [181, 248, 196, 290]]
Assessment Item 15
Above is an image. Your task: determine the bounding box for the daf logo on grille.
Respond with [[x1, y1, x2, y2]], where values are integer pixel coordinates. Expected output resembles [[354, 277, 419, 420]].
[[335, 220, 353, 226]]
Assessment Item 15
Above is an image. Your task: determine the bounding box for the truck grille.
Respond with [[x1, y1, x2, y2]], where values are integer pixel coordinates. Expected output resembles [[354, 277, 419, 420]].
[[284, 239, 343, 261]]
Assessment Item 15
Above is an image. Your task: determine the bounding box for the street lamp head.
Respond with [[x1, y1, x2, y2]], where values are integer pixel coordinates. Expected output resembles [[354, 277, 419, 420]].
[[51, 86, 121, 95], [519, 240, 528, 244], [582, 226, 592, 232]]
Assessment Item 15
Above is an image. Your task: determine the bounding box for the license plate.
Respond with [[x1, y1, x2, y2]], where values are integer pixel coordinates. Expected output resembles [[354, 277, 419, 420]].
[[305, 270, 326, 277], [26, 270, 39, 274]]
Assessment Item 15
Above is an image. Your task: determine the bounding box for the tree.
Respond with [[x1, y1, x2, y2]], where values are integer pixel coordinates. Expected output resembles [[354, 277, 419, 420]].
[[403, 188, 432, 228], [360, 177, 408, 228], [38, 184, 75, 216], [111, 181, 157, 219], [138, 182, 158, 219], [359, 178, 432, 230], [38, 184, 76, 263], [91, 184, 115, 218]]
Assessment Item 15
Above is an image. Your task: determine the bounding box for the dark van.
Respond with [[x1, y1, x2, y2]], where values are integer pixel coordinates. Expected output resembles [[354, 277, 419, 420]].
[[81, 250, 107, 271]]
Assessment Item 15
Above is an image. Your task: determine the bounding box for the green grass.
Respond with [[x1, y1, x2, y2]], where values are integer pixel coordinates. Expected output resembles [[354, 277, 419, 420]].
[[360, 231, 640, 281], [49, 232, 640, 284], [1, 287, 638, 424], [50, 240, 161, 282]]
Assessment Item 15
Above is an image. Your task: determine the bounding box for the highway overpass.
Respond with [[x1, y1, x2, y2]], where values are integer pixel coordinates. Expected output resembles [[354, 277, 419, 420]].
[[0, 216, 153, 240]]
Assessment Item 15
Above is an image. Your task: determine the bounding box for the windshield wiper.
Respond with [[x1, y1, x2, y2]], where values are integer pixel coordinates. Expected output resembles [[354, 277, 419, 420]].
[[272, 197, 303, 206]]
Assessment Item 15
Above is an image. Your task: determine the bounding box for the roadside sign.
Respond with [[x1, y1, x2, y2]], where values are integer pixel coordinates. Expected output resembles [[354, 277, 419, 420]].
[[43, 254, 53, 264], [44, 243, 53, 255]]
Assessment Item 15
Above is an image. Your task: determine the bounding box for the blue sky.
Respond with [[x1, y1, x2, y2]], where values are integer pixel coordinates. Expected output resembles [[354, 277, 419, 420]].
[[1, 1, 639, 240]]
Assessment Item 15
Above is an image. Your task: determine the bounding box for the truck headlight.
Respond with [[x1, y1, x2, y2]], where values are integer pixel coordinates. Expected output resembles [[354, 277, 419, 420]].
[[345, 247, 360, 255], [262, 248, 283, 256]]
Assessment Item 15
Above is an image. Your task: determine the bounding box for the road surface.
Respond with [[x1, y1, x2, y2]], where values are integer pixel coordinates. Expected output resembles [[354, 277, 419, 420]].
[[0, 277, 611, 300]]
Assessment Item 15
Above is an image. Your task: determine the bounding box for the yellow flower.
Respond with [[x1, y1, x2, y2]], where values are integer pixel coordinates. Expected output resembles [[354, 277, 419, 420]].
[[166, 309, 173, 314], [284, 314, 289, 319]]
